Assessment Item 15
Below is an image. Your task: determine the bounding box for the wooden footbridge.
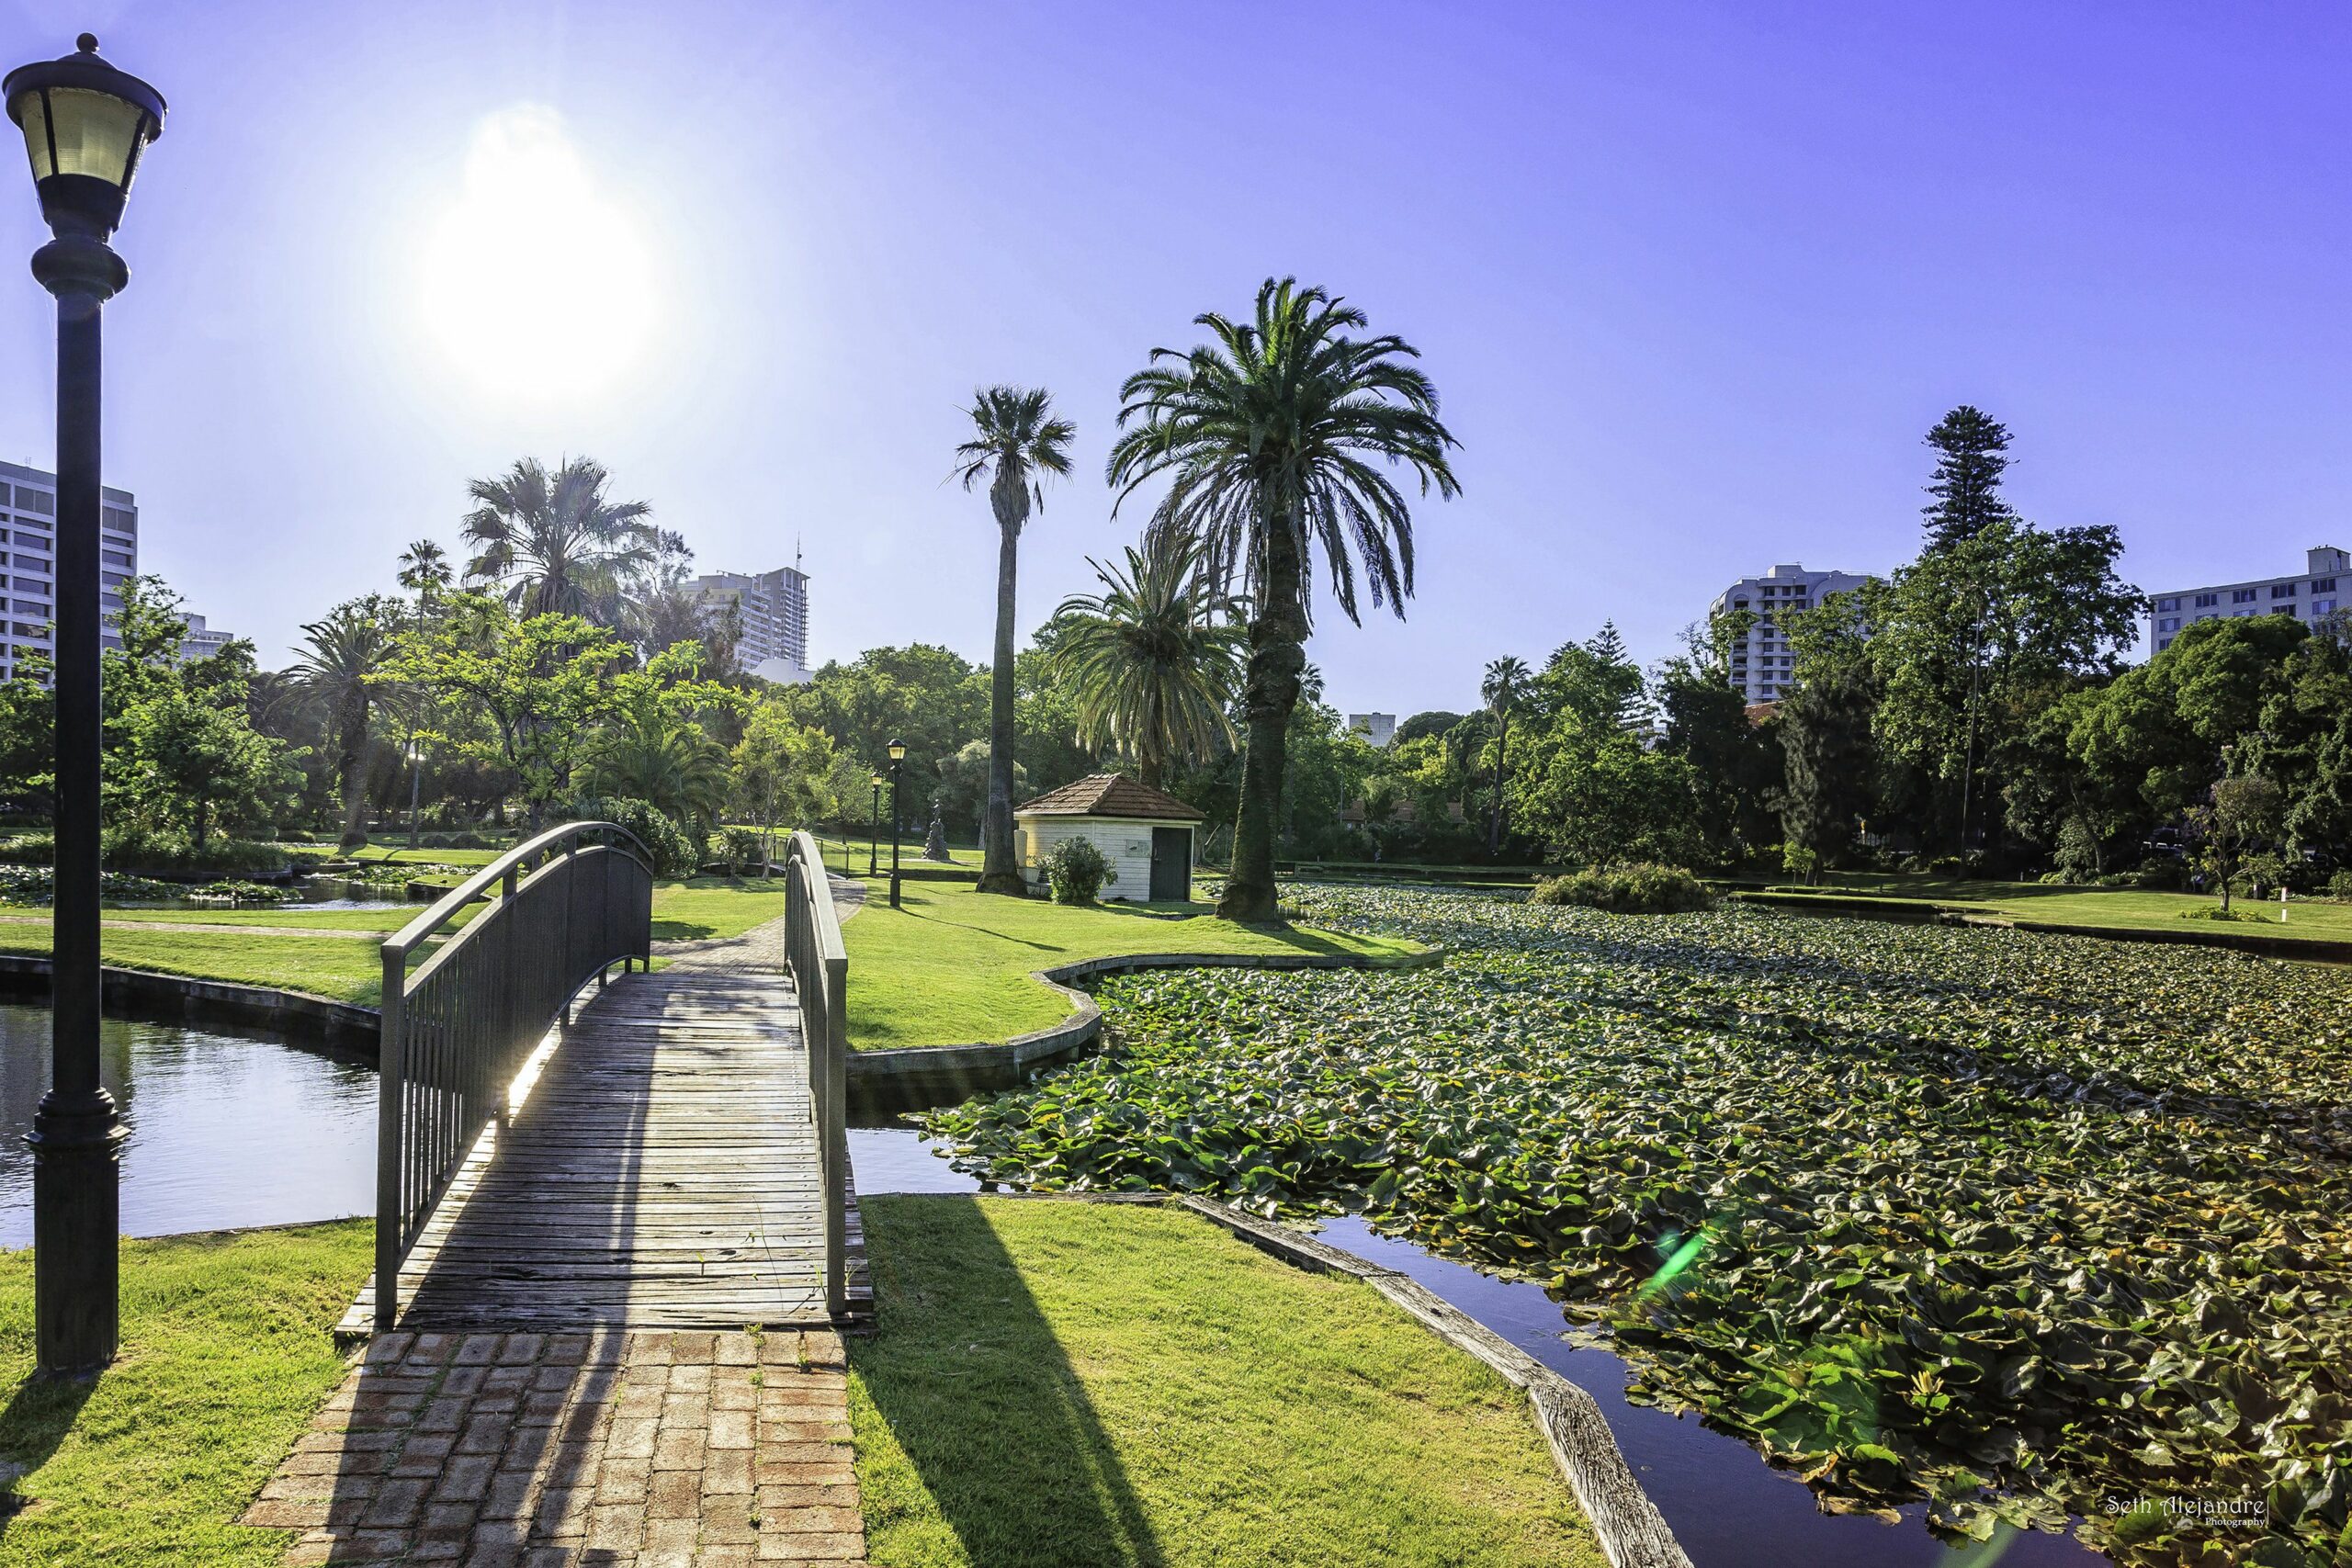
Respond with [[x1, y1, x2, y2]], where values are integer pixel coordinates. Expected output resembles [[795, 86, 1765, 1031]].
[[340, 825, 860, 1340]]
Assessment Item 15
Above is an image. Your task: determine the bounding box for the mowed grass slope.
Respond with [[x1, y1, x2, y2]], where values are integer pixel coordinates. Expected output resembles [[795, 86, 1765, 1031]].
[[0, 1220, 374, 1568], [842, 876, 1419, 1050], [1787, 873, 2352, 942], [850, 1197, 1602, 1568]]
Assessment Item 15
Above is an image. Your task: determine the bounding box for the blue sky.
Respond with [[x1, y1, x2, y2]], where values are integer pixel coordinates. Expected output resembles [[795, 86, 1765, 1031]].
[[3, 1, 2347, 718]]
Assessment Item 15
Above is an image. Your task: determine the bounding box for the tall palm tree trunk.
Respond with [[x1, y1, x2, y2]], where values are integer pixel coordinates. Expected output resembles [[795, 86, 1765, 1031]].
[[1220, 524, 1306, 924], [337, 701, 370, 851], [978, 519, 1026, 896]]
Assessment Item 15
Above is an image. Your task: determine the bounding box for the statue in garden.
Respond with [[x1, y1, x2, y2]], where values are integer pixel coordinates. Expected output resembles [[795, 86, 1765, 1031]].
[[922, 797, 952, 862]]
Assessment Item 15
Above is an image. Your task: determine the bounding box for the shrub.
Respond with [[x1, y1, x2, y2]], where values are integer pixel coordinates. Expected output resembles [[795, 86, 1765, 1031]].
[[445, 831, 492, 851], [99, 827, 290, 875], [187, 879, 295, 904], [1779, 843, 1818, 885], [0, 833, 50, 866], [571, 796, 697, 876], [1043, 839, 1115, 905], [1529, 863, 1715, 914], [2331, 869, 2352, 902], [2134, 857, 2190, 892]]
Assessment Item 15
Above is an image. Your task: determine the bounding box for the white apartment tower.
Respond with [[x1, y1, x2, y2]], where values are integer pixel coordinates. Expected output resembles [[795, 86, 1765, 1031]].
[[2146, 546, 2348, 655], [1708, 563, 1872, 704], [0, 457, 139, 678], [690, 563, 810, 684]]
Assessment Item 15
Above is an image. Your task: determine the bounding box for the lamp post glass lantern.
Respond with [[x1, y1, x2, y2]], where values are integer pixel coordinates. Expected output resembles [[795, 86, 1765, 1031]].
[[6, 33, 164, 1377], [886, 741, 907, 909]]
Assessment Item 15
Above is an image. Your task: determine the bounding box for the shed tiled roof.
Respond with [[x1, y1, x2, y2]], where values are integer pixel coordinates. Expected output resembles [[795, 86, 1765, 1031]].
[[1013, 773, 1204, 822]]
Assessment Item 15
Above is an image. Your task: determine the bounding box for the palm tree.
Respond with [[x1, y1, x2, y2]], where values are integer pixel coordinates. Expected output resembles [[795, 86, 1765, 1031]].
[[1108, 277, 1460, 922], [583, 709, 731, 832], [1050, 533, 1243, 788], [293, 597, 401, 850], [952, 386, 1075, 896], [1481, 655, 1529, 856], [397, 538, 451, 603], [461, 457, 654, 624]]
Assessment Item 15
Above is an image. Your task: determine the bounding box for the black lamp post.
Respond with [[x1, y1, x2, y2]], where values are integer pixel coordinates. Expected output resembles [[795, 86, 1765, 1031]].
[[867, 773, 884, 875], [6, 33, 165, 1377], [886, 741, 906, 909]]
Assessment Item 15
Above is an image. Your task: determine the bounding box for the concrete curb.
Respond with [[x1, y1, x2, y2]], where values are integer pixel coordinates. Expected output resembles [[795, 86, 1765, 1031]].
[[0, 954, 381, 1052], [875, 1188, 1690, 1568], [846, 943, 1445, 1106]]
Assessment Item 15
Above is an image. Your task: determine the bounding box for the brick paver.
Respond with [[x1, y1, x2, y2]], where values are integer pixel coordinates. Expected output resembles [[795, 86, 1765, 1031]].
[[248, 1329, 865, 1565]]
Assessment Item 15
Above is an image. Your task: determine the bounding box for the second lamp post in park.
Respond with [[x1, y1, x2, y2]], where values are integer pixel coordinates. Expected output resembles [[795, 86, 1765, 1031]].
[[886, 740, 906, 908]]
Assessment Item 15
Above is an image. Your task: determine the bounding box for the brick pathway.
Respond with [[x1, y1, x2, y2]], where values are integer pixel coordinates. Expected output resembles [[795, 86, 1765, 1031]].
[[246, 1328, 865, 1565]]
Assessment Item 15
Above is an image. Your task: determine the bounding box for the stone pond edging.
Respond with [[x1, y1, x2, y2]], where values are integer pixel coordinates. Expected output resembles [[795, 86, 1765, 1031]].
[[845, 943, 1447, 1107], [918, 1189, 1690, 1568], [0, 954, 380, 1051]]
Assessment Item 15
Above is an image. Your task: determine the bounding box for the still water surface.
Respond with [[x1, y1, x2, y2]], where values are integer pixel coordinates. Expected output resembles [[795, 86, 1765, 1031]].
[[847, 1122, 2104, 1568], [0, 1002, 376, 1247]]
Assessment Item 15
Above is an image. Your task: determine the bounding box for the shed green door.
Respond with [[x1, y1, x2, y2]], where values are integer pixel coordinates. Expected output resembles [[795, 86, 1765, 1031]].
[[1149, 828, 1191, 902]]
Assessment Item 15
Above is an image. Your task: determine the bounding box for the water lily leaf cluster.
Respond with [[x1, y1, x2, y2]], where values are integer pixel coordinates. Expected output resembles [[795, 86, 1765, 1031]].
[[921, 887, 2352, 1565]]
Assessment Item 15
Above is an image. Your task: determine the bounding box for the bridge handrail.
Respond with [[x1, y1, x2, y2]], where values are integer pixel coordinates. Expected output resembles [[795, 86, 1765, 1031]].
[[374, 819, 655, 1329], [782, 829, 849, 1315]]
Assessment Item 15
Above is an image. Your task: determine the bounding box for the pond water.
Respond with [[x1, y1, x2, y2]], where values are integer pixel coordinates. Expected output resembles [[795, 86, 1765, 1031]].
[[847, 1123, 2105, 1568], [0, 1003, 377, 1247]]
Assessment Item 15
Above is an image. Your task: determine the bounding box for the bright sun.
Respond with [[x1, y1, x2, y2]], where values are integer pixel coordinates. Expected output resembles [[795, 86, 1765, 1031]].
[[418, 106, 656, 402]]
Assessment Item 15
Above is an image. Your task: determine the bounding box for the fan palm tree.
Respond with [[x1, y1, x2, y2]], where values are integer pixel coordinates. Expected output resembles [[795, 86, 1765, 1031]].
[[952, 386, 1075, 896], [1108, 277, 1460, 922], [1481, 655, 1529, 856], [583, 709, 732, 830], [461, 457, 654, 624], [1051, 534, 1243, 788], [293, 597, 401, 849], [397, 538, 451, 602]]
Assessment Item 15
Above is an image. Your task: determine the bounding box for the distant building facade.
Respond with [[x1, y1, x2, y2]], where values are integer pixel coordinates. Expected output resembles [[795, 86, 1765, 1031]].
[[0, 457, 140, 679], [690, 565, 810, 684], [176, 612, 235, 660], [1708, 563, 1872, 704], [1347, 712, 1396, 749], [2147, 546, 2348, 655]]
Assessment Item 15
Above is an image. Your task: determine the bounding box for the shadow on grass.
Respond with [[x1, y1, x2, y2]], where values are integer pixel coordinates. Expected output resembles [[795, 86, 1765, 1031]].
[[854, 1195, 1162, 1566], [0, 1360, 99, 1517]]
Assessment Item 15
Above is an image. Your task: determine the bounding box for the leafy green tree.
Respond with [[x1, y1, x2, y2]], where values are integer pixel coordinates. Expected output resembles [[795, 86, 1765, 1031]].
[[953, 386, 1075, 897], [1110, 276, 1460, 921], [1511, 723, 1702, 868], [2191, 773, 2283, 912], [1776, 591, 1876, 868], [1865, 519, 2140, 855], [1048, 533, 1242, 788], [120, 686, 299, 848], [462, 457, 655, 624], [784, 645, 988, 821], [1479, 657, 1529, 855], [385, 594, 631, 828], [1920, 405, 2016, 553], [293, 596, 402, 848], [729, 700, 838, 867], [1393, 711, 1463, 747], [1655, 625, 1781, 867]]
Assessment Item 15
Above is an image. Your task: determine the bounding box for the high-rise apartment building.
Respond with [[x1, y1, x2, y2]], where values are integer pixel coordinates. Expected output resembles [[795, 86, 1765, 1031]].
[[689, 564, 810, 683], [0, 457, 140, 680], [2146, 546, 2348, 655], [1707, 563, 1873, 705], [0, 458, 236, 676]]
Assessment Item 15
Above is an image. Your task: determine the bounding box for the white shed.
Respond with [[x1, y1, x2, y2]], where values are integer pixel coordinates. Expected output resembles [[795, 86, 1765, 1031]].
[[1013, 774, 1204, 903]]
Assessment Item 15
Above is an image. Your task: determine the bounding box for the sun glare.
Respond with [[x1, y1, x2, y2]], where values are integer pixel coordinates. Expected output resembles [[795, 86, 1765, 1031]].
[[417, 106, 656, 403]]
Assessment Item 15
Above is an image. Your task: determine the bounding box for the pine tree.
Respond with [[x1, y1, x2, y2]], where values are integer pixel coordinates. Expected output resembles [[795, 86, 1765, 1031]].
[[1921, 406, 2015, 553]]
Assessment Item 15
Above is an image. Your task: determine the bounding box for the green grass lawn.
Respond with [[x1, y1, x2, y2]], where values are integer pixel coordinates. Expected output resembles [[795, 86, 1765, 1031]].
[[0, 925, 384, 1005], [842, 876, 1419, 1050], [648, 875, 786, 942], [0, 1220, 373, 1567], [1787, 873, 2352, 942], [851, 1197, 1601, 1568], [341, 840, 506, 867]]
